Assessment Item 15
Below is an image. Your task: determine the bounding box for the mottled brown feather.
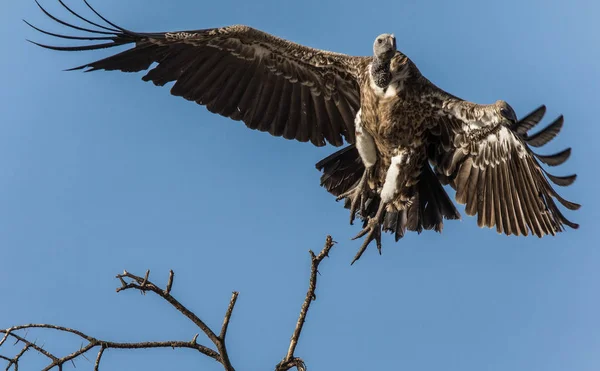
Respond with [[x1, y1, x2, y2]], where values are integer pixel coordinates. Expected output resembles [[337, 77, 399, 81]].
[[29, 2, 365, 147], [28, 1, 578, 241]]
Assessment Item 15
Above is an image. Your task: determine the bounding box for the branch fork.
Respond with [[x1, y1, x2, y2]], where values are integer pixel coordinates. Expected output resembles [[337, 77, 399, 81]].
[[2, 236, 336, 371]]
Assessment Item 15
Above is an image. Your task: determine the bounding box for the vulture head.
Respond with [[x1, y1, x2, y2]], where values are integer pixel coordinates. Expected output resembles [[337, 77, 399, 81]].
[[373, 34, 396, 61]]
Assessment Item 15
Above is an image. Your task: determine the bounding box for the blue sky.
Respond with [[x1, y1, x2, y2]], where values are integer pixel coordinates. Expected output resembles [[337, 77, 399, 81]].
[[1, 0, 598, 370]]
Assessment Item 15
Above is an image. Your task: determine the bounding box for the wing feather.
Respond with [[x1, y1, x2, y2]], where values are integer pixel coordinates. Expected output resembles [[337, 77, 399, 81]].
[[298, 85, 313, 143], [485, 165, 496, 229], [283, 84, 302, 140], [454, 157, 473, 204], [229, 59, 261, 121], [534, 148, 571, 167], [263, 75, 286, 135], [512, 105, 546, 134], [493, 165, 503, 233], [476, 168, 487, 227], [236, 64, 265, 119], [426, 89, 579, 236], [543, 171, 577, 187], [499, 162, 518, 235], [28, 1, 365, 147], [323, 98, 345, 146], [335, 92, 359, 143], [526, 115, 564, 147], [204, 62, 239, 110], [270, 79, 293, 137], [212, 61, 252, 117], [312, 94, 332, 147], [465, 165, 480, 216], [514, 159, 543, 236], [250, 71, 277, 130]]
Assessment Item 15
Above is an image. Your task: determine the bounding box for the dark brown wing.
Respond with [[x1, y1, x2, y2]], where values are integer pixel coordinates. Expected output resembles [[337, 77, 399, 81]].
[[27, 0, 368, 146], [422, 83, 579, 237]]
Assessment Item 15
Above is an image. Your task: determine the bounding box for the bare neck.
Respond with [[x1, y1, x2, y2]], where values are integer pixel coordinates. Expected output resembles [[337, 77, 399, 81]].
[[370, 56, 392, 88]]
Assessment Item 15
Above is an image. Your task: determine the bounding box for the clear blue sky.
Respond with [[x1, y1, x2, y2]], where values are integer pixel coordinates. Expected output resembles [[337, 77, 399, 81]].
[[1, 0, 598, 370]]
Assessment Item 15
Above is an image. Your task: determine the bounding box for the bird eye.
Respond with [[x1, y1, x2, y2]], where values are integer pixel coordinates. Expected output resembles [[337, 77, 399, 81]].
[[377, 39, 383, 44]]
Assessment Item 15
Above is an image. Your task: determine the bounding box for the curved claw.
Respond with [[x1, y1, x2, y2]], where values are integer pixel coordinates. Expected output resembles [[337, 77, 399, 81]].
[[350, 220, 382, 265], [335, 170, 372, 225], [336, 187, 364, 225]]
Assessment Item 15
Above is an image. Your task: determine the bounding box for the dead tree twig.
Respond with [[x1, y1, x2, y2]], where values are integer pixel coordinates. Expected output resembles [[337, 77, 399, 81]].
[[1, 236, 336, 371], [115, 268, 238, 370], [276, 235, 336, 371]]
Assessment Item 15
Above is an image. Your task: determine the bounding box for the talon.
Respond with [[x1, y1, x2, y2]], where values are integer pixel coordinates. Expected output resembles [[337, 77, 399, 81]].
[[350, 201, 387, 265], [335, 190, 351, 202], [336, 169, 373, 225], [336, 187, 364, 225], [351, 218, 383, 264]]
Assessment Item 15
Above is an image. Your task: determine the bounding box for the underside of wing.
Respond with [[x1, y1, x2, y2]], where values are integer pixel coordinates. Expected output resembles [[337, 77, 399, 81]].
[[27, 0, 367, 146], [429, 103, 579, 237]]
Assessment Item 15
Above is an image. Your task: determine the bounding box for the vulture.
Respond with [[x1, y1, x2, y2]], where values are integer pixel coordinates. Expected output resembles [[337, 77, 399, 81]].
[[28, 1, 579, 263]]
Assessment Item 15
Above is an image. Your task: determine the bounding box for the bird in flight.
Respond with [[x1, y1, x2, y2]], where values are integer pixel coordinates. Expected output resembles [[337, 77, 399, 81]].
[[28, 1, 579, 263]]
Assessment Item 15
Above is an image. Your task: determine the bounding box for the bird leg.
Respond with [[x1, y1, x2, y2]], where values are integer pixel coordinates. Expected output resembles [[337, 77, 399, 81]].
[[349, 150, 410, 264], [336, 167, 373, 225], [337, 108, 378, 225], [350, 200, 387, 264]]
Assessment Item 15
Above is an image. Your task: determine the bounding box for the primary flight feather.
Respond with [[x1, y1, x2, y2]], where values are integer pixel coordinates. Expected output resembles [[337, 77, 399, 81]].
[[28, 1, 579, 263]]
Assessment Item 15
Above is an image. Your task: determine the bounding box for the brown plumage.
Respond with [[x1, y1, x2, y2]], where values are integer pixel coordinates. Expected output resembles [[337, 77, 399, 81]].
[[27, 0, 366, 147], [28, 1, 579, 263]]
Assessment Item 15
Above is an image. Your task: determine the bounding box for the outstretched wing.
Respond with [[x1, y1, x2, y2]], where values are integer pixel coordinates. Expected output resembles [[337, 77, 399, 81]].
[[27, 1, 367, 146], [423, 83, 579, 237]]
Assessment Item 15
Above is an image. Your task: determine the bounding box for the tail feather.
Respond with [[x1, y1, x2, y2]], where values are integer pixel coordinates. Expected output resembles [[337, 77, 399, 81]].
[[418, 164, 462, 231], [315, 145, 364, 197], [316, 146, 461, 239]]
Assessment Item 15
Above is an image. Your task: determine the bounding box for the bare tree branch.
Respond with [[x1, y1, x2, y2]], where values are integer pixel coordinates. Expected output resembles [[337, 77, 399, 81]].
[[220, 292, 238, 340], [218, 292, 239, 369], [276, 235, 336, 371], [114, 269, 237, 370], [93, 346, 105, 371], [0, 323, 220, 371], [116, 270, 221, 344], [165, 270, 174, 295], [1, 236, 336, 371]]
